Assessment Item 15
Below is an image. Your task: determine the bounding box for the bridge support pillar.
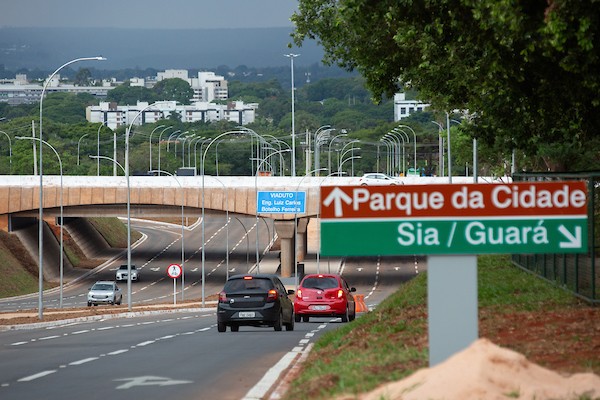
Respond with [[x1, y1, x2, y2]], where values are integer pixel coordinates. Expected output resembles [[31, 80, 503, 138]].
[[296, 218, 309, 262], [274, 220, 296, 278]]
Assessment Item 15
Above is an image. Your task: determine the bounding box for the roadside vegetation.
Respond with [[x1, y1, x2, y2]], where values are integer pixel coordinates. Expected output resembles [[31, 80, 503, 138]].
[[281, 254, 598, 400], [0, 217, 135, 298]]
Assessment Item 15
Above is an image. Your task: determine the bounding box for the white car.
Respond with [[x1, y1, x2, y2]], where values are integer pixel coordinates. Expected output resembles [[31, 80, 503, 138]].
[[116, 264, 139, 281], [87, 281, 122, 306], [359, 173, 403, 186]]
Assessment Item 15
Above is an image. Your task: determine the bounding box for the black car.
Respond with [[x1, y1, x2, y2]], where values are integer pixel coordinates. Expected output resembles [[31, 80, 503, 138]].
[[217, 274, 295, 332]]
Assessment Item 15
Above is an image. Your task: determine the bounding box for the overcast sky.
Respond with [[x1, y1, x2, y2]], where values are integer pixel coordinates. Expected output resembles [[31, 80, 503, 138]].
[[0, 0, 298, 29]]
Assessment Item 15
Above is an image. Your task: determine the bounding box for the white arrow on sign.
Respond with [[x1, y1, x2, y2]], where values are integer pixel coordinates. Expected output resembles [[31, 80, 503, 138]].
[[323, 187, 352, 217], [115, 376, 193, 390], [558, 225, 582, 249]]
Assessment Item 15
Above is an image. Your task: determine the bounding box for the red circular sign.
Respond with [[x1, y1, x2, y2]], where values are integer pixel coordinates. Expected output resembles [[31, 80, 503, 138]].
[[167, 264, 182, 279]]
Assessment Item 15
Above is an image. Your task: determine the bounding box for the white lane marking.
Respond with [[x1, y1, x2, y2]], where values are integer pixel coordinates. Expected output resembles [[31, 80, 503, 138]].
[[108, 349, 129, 356], [18, 370, 56, 382], [97, 326, 114, 331], [69, 357, 98, 366], [11, 341, 28, 346], [71, 330, 90, 335], [38, 335, 60, 341], [243, 352, 298, 400], [135, 341, 155, 347]]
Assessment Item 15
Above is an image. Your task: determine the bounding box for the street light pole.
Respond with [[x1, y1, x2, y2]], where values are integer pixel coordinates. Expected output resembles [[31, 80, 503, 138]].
[[37, 56, 105, 320], [148, 170, 185, 300], [0, 130, 12, 174], [123, 101, 168, 311], [255, 149, 292, 272], [17, 136, 64, 308], [149, 124, 165, 173], [284, 53, 299, 177]]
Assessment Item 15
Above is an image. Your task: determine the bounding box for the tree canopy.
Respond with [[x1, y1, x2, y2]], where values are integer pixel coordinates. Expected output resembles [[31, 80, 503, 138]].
[[292, 0, 600, 171]]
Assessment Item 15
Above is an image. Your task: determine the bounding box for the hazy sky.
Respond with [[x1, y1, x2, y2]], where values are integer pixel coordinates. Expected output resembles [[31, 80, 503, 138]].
[[0, 0, 298, 29]]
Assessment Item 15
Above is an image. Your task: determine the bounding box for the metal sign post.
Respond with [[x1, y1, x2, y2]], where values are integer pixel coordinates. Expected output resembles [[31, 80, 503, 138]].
[[167, 264, 182, 305]]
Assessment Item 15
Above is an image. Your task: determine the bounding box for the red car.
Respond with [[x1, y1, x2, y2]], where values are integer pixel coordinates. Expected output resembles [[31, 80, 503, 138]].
[[294, 274, 356, 322]]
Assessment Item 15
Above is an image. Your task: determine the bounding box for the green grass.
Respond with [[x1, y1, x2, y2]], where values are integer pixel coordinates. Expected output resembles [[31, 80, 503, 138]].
[[281, 254, 582, 400], [0, 217, 138, 299], [88, 217, 142, 247]]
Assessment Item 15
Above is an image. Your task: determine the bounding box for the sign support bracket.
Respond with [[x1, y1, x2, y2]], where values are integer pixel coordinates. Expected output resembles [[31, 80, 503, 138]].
[[428, 254, 478, 366]]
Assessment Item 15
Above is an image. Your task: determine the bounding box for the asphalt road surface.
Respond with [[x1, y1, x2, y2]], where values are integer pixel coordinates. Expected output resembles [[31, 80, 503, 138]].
[[0, 216, 423, 399]]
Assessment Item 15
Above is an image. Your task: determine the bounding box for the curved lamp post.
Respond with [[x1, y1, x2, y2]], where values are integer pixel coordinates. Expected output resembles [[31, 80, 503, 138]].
[[148, 170, 185, 301], [201, 129, 248, 307], [397, 124, 417, 172], [254, 148, 292, 272], [0, 130, 12, 174], [76, 133, 89, 166], [157, 126, 174, 175], [17, 136, 64, 308], [148, 124, 166, 173], [37, 55, 105, 320], [313, 125, 333, 176], [122, 101, 170, 311], [328, 132, 347, 176]]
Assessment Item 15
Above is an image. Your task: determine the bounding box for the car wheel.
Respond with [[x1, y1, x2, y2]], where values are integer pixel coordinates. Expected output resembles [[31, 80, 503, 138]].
[[294, 313, 301, 323], [273, 312, 283, 331], [110, 298, 115, 306], [231, 324, 239, 332], [349, 305, 356, 322], [341, 305, 349, 322], [217, 322, 226, 333], [117, 298, 122, 306], [302, 316, 309, 322], [285, 314, 294, 331], [87, 302, 92, 307]]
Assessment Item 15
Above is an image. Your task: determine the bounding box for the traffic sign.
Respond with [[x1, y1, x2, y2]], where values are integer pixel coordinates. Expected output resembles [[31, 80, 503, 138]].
[[167, 263, 182, 279], [320, 181, 588, 256], [257, 191, 306, 214]]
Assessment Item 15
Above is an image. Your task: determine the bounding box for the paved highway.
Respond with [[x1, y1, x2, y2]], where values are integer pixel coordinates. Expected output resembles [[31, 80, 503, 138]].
[[0, 216, 424, 399], [0, 215, 270, 312]]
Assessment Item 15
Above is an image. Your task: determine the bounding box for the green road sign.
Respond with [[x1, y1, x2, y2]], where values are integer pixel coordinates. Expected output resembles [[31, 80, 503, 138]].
[[320, 217, 587, 256]]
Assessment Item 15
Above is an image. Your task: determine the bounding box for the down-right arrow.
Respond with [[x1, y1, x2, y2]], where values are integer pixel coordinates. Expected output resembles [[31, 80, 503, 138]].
[[558, 225, 582, 249]]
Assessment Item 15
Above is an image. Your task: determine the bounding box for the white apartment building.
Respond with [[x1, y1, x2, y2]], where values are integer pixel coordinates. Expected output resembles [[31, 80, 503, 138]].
[[156, 69, 228, 102], [394, 93, 430, 121], [86, 100, 257, 130]]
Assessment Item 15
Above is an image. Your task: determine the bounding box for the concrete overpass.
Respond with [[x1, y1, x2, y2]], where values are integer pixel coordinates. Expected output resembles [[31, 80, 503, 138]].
[[0, 175, 487, 277]]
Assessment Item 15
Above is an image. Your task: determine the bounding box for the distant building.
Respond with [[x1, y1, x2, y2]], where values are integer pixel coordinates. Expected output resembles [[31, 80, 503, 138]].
[[394, 93, 430, 121], [86, 100, 257, 130], [0, 74, 112, 105], [156, 69, 228, 103]]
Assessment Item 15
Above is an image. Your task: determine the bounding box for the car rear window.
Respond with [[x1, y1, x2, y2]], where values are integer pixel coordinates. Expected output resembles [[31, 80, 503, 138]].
[[224, 278, 273, 292], [301, 277, 338, 289]]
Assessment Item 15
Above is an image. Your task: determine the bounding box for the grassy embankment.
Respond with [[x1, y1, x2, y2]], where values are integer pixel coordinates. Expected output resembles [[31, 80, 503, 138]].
[[0, 217, 138, 298], [282, 254, 590, 400]]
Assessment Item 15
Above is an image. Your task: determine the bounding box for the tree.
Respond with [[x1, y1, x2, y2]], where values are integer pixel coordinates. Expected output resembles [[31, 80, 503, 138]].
[[106, 83, 156, 105], [74, 68, 91, 86], [152, 78, 194, 105], [292, 0, 600, 171]]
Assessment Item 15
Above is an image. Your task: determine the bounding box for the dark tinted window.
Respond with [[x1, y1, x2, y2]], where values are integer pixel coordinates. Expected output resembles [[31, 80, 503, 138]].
[[302, 277, 338, 289], [224, 278, 273, 292]]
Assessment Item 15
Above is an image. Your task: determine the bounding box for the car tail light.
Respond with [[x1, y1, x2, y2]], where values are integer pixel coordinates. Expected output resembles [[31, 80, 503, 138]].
[[218, 291, 228, 303], [267, 289, 278, 302], [337, 289, 344, 298], [243, 276, 253, 280]]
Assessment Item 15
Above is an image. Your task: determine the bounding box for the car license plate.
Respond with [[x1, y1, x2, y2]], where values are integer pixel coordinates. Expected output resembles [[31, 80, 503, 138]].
[[238, 312, 255, 318], [311, 305, 328, 311]]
